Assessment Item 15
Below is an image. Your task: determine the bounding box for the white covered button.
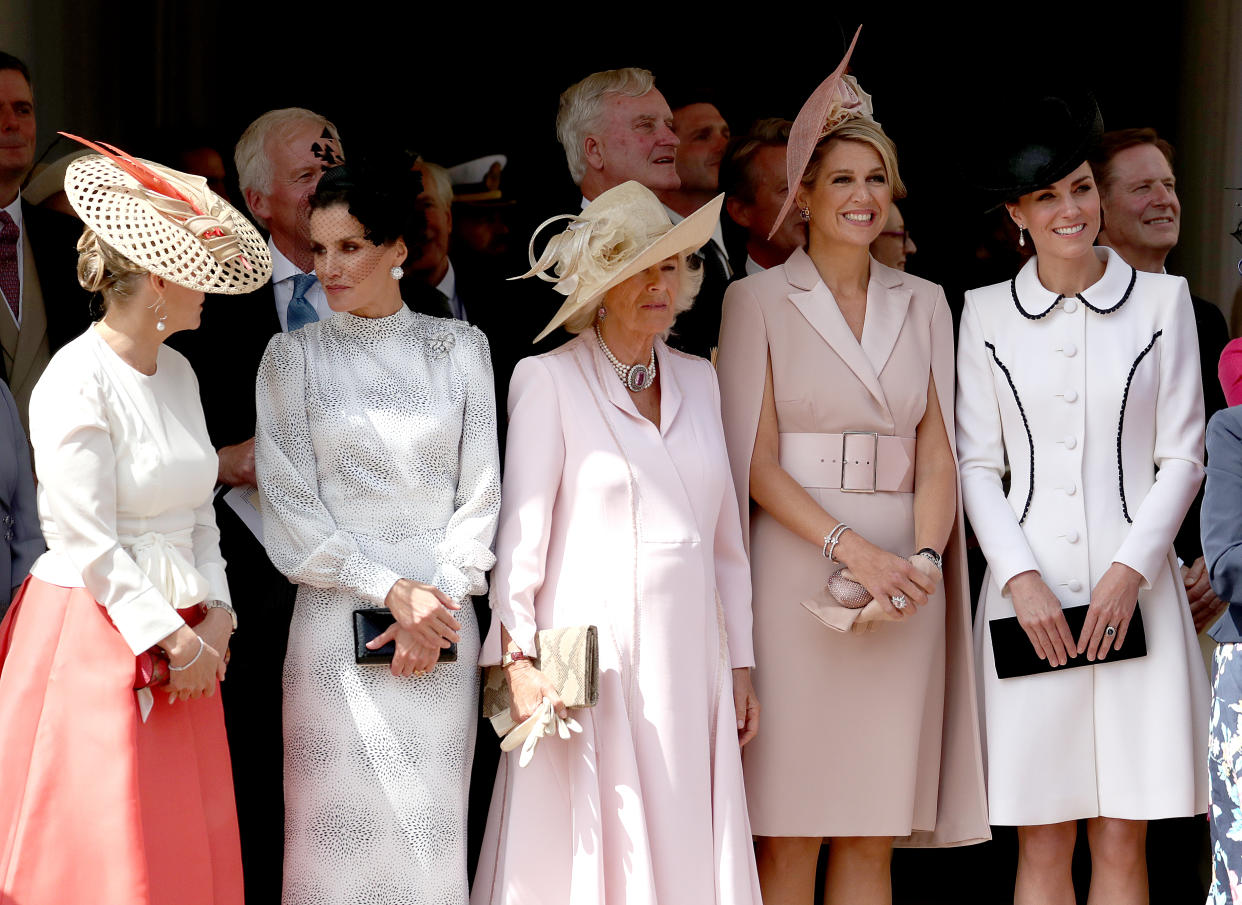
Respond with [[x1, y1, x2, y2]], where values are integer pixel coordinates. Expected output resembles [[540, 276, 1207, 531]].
[[1064, 530, 1080, 543], [1061, 342, 1077, 357], [1063, 435, 1077, 449], [1063, 389, 1078, 403], [1063, 298, 1079, 314], [1064, 484, 1077, 496], [1068, 579, 1084, 592]]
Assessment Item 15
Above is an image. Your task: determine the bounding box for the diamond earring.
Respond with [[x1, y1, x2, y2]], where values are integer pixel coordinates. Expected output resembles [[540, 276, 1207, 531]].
[[597, 306, 607, 321], [390, 265, 404, 280], [800, 208, 811, 222]]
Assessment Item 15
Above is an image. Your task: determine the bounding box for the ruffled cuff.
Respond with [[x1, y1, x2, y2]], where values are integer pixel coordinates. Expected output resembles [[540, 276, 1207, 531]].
[[432, 536, 497, 602]]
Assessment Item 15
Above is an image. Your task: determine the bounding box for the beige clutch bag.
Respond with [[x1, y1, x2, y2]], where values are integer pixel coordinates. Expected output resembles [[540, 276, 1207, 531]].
[[482, 624, 600, 737]]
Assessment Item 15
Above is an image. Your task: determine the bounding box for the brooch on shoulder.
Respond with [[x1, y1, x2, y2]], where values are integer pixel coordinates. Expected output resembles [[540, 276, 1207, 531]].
[[427, 331, 456, 359]]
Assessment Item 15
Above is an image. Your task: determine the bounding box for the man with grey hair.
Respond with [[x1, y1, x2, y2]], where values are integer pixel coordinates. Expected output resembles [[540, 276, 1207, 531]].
[[169, 105, 342, 905], [557, 67, 680, 202], [402, 159, 459, 320]]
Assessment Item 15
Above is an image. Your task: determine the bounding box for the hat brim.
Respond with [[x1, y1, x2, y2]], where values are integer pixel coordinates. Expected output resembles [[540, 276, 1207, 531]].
[[532, 194, 723, 343], [65, 154, 272, 295]]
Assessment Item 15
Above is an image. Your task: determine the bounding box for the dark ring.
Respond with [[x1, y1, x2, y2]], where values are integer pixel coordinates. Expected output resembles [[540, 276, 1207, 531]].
[[1104, 625, 1116, 637]]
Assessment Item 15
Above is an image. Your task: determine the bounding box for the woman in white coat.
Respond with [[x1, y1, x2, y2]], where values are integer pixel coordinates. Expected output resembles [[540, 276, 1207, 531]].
[[956, 93, 1208, 904]]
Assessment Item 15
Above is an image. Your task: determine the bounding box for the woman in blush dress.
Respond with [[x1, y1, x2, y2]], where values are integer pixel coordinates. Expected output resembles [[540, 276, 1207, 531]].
[[255, 159, 500, 905], [471, 180, 762, 905], [957, 92, 1208, 904], [0, 145, 271, 905], [715, 30, 988, 905]]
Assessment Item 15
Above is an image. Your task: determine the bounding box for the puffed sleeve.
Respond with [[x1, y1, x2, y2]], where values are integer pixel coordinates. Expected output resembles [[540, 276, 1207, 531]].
[[705, 360, 755, 668], [715, 279, 768, 554], [1, 381, 43, 600], [955, 292, 1042, 594], [1203, 410, 1242, 602], [1112, 280, 1205, 585], [428, 327, 501, 602], [255, 331, 402, 603], [481, 356, 566, 664], [28, 362, 185, 654]]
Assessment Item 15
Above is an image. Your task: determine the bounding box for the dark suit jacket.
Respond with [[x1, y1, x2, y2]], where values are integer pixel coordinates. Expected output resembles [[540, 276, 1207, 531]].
[[666, 240, 730, 360], [1174, 294, 1230, 564], [1204, 407, 1242, 642], [0, 203, 93, 384]]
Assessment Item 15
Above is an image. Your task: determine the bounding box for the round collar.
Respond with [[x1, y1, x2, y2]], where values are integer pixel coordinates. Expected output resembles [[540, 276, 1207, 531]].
[[1010, 246, 1137, 320]]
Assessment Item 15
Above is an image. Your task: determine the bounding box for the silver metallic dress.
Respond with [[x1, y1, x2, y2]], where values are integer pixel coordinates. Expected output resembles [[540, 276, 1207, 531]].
[[256, 306, 500, 905]]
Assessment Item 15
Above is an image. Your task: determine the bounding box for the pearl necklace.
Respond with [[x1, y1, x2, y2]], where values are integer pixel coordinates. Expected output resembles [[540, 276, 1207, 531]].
[[595, 325, 657, 393]]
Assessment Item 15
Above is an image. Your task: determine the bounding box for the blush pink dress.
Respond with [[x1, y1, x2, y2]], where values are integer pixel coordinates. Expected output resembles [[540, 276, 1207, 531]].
[[715, 248, 989, 845], [471, 333, 762, 904]]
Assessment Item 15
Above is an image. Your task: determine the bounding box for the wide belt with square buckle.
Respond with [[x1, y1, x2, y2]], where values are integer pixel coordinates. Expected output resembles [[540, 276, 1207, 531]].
[[777, 431, 916, 493]]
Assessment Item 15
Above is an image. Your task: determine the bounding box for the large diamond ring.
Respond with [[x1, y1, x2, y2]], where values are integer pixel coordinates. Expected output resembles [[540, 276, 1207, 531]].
[[1104, 625, 1116, 638], [891, 595, 907, 611]]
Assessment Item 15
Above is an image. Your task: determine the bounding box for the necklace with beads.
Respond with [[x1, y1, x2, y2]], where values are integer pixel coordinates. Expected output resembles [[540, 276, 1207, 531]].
[[595, 324, 657, 393]]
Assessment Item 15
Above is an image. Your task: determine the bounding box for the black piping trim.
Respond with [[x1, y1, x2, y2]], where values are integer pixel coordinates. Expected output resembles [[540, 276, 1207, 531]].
[[1010, 265, 1138, 320], [985, 341, 1035, 524], [1117, 330, 1162, 524]]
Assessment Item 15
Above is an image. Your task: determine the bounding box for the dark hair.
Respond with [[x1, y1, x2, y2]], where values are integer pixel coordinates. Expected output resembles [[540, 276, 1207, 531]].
[[0, 52, 31, 88], [720, 117, 793, 203], [309, 154, 426, 250], [1089, 128, 1175, 194]]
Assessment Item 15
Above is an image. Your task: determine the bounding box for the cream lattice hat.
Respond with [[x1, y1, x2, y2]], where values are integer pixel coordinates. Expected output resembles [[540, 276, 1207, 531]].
[[62, 134, 271, 294], [514, 181, 723, 342]]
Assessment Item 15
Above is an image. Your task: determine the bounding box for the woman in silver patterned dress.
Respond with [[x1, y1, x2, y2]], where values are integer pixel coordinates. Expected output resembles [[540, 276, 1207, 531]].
[[255, 162, 501, 905]]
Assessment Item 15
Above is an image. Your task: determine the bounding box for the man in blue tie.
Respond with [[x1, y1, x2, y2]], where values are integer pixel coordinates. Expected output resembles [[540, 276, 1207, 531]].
[[168, 106, 343, 905]]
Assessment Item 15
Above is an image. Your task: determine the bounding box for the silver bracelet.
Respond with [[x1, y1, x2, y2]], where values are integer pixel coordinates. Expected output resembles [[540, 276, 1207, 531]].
[[205, 599, 238, 632], [822, 523, 852, 563], [168, 635, 205, 672]]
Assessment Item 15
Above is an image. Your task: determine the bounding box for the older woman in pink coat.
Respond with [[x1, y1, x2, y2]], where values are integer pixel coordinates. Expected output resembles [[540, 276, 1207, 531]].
[[471, 181, 762, 905]]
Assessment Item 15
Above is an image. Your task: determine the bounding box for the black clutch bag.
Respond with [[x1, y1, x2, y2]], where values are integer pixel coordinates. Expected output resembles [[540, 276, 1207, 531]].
[[353, 608, 458, 665], [989, 603, 1146, 679]]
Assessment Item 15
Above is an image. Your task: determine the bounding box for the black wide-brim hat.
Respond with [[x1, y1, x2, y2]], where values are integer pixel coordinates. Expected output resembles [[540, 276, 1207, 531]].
[[973, 91, 1103, 211]]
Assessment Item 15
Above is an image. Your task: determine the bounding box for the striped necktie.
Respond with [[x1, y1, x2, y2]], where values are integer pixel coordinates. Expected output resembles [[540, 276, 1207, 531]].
[[286, 273, 319, 332]]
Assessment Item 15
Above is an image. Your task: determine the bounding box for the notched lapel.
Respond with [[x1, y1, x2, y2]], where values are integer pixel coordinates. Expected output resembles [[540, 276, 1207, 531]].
[[784, 250, 886, 408], [860, 264, 911, 384]]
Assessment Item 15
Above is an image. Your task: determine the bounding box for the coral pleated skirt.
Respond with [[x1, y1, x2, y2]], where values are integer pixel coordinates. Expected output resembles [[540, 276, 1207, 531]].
[[0, 578, 243, 905]]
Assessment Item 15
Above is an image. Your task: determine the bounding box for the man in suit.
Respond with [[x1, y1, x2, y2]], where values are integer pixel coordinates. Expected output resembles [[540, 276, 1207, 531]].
[[170, 106, 342, 905], [0, 52, 91, 428], [1090, 125, 1228, 905], [720, 117, 806, 278], [402, 159, 458, 320]]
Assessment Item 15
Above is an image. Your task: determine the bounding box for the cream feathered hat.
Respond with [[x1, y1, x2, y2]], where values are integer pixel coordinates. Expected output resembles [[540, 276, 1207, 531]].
[[514, 181, 723, 342], [61, 133, 271, 294]]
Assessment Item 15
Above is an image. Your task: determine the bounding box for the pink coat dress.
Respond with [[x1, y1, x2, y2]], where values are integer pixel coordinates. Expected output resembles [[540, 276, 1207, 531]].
[[472, 332, 762, 905], [715, 248, 989, 845]]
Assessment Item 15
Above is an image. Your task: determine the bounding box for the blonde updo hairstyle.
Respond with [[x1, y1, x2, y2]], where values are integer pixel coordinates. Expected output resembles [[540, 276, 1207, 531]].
[[801, 117, 907, 200], [76, 227, 148, 310], [562, 250, 705, 337]]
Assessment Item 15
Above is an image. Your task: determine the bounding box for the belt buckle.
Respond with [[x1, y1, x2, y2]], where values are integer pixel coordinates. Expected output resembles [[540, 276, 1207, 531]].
[[840, 431, 879, 493]]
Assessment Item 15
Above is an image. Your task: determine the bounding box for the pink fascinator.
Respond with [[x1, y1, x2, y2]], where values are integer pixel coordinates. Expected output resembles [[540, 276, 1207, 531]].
[[770, 25, 875, 239], [1220, 338, 1242, 407]]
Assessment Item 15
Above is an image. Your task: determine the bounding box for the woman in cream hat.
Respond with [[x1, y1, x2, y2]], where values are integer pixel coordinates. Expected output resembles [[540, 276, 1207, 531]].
[[0, 139, 270, 904], [715, 28, 989, 905], [472, 180, 763, 904]]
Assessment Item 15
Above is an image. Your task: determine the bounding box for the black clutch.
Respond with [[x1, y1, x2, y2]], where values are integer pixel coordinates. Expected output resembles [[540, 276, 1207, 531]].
[[353, 608, 458, 665], [989, 603, 1146, 679]]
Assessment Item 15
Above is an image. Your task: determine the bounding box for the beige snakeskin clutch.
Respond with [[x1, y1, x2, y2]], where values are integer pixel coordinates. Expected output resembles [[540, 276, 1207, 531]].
[[483, 625, 599, 737]]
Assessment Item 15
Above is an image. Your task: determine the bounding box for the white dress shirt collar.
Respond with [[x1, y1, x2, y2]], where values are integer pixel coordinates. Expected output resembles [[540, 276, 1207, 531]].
[[269, 237, 333, 332]]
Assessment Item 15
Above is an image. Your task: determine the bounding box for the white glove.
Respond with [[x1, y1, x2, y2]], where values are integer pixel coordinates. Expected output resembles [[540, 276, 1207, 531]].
[[500, 696, 582, 767]]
